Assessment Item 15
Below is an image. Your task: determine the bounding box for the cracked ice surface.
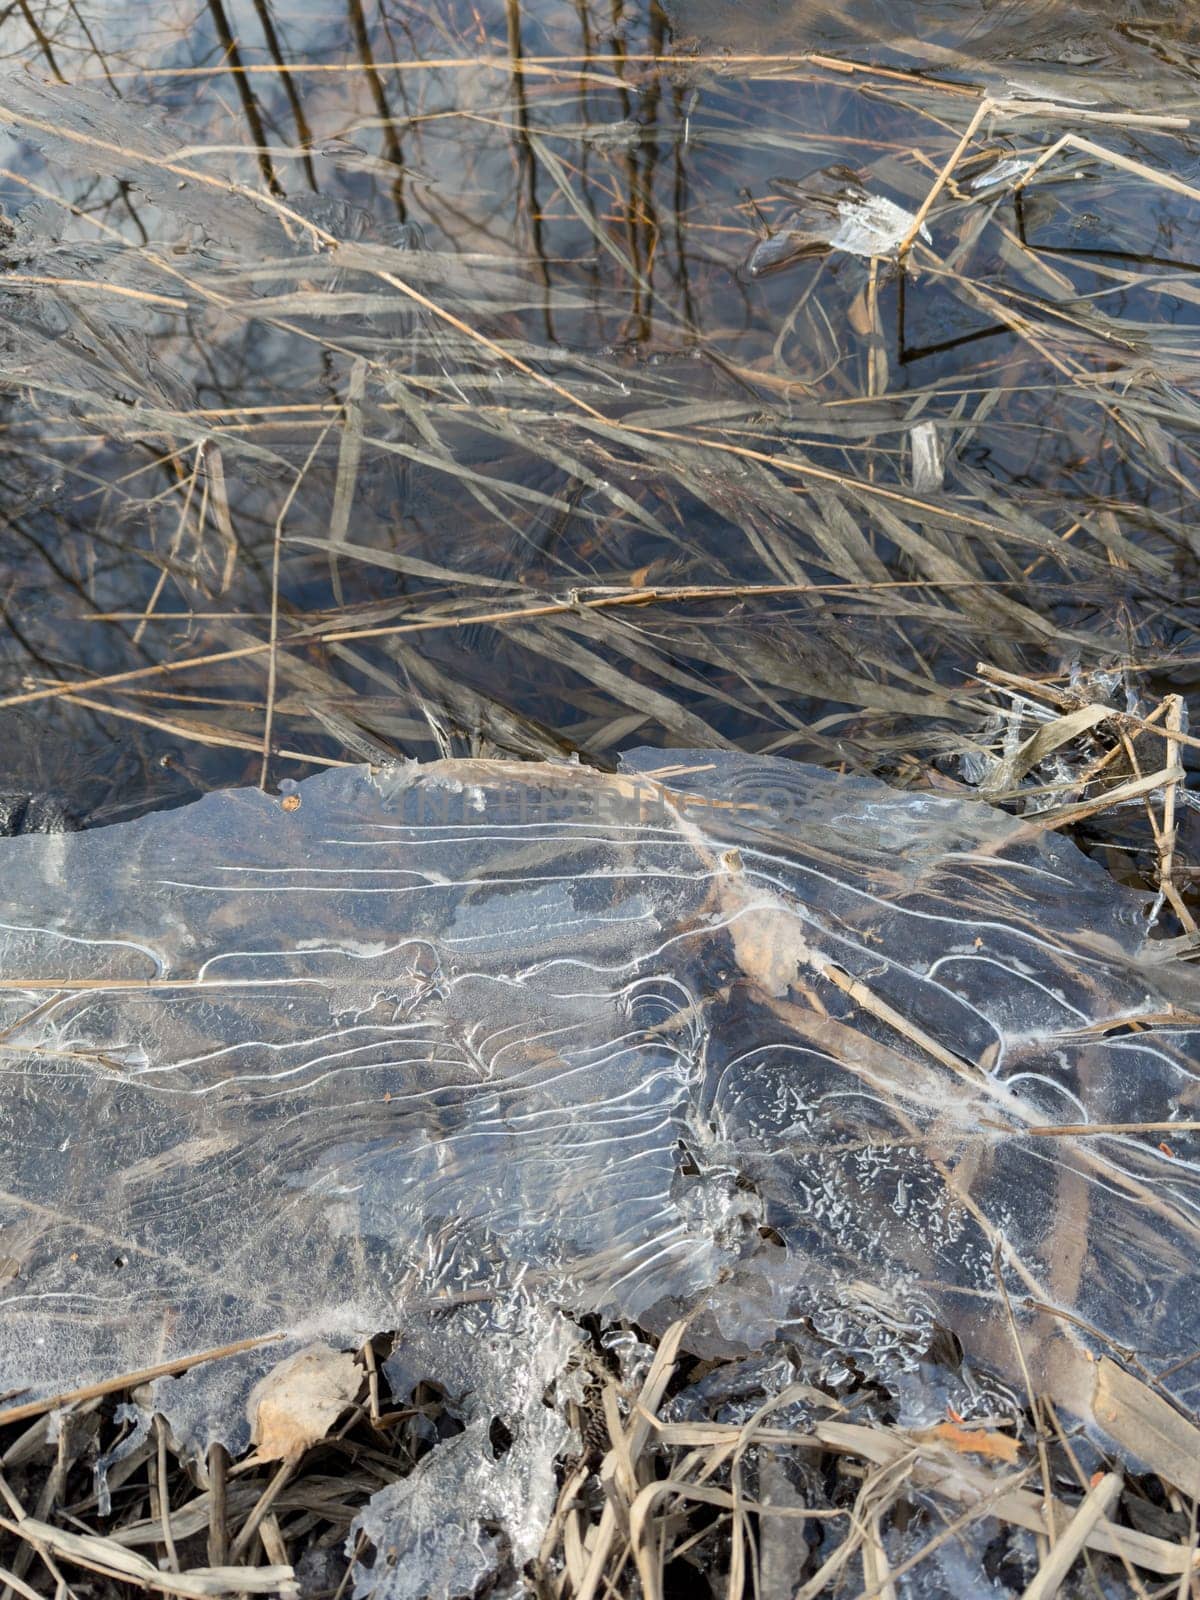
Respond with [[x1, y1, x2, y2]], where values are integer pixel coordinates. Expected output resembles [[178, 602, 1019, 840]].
[[0, 750, 1197, 1445]]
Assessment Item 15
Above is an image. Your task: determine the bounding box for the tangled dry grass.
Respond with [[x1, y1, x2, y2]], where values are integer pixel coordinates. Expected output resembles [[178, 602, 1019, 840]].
[[2, 1315, 1200, 1600], [0, 15, 1198, 842]]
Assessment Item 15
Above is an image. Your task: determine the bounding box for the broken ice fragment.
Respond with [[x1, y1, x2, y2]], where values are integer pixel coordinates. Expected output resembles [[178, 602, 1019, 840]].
[[827, 192, 928, 257], [746, 175, 931, 275], [969, 156, 1035, 192], [909, 420, 945, 492], [352, 1299, 576, 1600]]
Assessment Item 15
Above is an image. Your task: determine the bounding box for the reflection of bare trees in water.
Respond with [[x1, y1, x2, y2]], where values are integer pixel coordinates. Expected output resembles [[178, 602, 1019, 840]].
[[0, 0, 1197, 865]]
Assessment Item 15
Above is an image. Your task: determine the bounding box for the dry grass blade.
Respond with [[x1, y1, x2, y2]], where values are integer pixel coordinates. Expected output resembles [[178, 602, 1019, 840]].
[[260, 420, 338, 787], [0, 1506, 295, 1599], [58, 691, 352, 769], [326, 361, 367, 610], [1018, 766, 1184, 835], [810, 1421, 1194, 1576], [573, 1321, 689, 1600], [0, 582, 971, 714], [1092, 1362, 1200, 1502], [983, 704, 1112, 796], [1020, 1473, 1123, 1600]]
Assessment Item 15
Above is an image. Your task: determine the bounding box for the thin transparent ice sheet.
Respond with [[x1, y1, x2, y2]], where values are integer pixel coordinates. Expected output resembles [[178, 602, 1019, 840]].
[[0, 751, 1197, 1440]]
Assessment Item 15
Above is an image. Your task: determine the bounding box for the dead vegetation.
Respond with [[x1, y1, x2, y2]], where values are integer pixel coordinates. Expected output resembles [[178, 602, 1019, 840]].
[[3, 1316, 1200, 1600], [539, 1325, 1200, 1600], [0, 4, 1198, 847], [956, 665, 1197, 929]]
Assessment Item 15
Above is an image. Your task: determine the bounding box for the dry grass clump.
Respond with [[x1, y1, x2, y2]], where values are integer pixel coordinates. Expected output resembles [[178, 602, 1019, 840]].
[[957, 665, 1197, 931], [539, 1321, 1200, 1600], [2, 1316, 1198, 1600], [0, 18, 1199, 824]]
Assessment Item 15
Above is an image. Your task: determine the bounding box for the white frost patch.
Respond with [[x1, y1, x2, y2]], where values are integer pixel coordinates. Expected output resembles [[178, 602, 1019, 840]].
[[969, 157, 1034, 192], [909, 420, 945, 493], [829, 193, 929, 258], [1004, 81, 1099, 106]]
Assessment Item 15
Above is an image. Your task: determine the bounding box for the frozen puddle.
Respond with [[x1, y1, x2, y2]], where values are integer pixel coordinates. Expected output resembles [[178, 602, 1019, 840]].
[[0, 750, 1197, 1449]]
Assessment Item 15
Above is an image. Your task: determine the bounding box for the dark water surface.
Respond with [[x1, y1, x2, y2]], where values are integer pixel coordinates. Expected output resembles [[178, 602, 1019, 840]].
[[1, 0, 1199, 824]]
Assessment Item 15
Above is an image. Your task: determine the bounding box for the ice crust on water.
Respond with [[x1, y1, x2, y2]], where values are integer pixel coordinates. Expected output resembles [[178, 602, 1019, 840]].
[[0, 750, 1198, 1470]]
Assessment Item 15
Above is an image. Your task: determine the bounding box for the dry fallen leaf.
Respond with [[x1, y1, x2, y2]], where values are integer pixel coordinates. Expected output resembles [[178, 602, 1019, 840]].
[[921, 1421, 1022, 1464], [248, 1342, 361, 1464]]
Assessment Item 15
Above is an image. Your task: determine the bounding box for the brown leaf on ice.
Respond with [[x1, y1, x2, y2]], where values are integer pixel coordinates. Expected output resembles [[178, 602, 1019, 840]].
[[248, 1343, 361, 1465]]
